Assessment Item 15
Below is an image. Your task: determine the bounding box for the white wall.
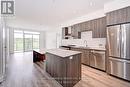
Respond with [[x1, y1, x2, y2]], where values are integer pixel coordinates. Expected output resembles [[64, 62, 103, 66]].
[[45, 31, 62, 49], [60, 9, 105, 27], [39, 31, 46, 51], [6, 18, 50, 31], [104, 0, 130, 13], [46, 31, 57, 49]]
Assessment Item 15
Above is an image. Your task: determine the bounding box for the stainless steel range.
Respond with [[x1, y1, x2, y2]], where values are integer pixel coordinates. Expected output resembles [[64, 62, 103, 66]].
[[107, 23, 130, 81]]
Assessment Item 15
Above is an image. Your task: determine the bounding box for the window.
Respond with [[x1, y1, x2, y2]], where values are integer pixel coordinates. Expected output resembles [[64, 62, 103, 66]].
[[24, 34, 33, 51], [14, 30, 40, 52], [14, 30, 23, 52], [33, 35, 39, 50]]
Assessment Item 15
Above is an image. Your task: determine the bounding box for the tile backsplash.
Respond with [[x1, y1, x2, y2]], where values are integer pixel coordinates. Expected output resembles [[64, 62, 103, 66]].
[[61, 31, 106, 48]]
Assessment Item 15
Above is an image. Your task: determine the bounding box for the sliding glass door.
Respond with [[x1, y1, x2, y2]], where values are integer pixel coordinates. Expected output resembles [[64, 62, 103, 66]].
[[14, 30, 24, 52], [14, 30, 40, 52], [24, 34, 33, 51], [33, 35, 39, 50]]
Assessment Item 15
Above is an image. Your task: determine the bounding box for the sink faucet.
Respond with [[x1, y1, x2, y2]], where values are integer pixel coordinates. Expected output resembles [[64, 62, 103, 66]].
[[84, 40, 88, 47]]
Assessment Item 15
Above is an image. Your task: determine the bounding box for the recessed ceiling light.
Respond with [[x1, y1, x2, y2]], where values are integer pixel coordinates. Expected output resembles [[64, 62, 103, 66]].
[[90, 2, 94, 6]]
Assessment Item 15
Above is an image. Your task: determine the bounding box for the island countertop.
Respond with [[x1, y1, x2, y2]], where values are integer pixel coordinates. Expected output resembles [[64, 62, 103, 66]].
[[46, 49, 81, 58]]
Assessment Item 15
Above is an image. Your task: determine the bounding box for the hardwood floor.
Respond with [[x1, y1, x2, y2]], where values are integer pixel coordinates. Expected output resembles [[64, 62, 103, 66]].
[[0, 52, 130, 87]]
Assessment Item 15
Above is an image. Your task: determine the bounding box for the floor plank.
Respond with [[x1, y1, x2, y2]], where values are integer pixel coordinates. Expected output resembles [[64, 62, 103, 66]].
[[0, 52, 129, 87]]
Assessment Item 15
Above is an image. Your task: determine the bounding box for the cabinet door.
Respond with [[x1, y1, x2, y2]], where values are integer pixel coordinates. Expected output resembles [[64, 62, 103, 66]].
[[116, 7, 127, 24], [71, 26, 76, 38], [80, 22, 85, 32], [81, 49, 86, 64], [96, 18, 101, 38], [71, 48, 86, 64], [62, 27, 69, 39], [86, 50, 90, 65], [126, 6, 130, 22], [87, 21, 92, 31], [62, 28, 65, 39], [106, 6, 129, 25], [84, 21, 89, 31], [92, 17, 106, 38], [99, 17, 106, 38], [71, 25, 80, 39], [92, 19, 100, 38], [74, 26, 78, 39], [80, 21, 92, 32], [77, 49, 90, 65]]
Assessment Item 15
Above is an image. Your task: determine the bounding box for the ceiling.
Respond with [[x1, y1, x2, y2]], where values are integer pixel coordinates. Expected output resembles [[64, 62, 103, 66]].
[[12, 0, 113, 26]]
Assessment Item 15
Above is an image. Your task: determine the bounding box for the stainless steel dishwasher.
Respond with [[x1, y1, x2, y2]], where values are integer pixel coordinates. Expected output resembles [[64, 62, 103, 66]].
[[90, 50, 106, 71]]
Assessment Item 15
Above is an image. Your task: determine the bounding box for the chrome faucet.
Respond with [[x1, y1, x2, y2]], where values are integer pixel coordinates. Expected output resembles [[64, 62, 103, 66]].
[[84, 40, 88, 47]]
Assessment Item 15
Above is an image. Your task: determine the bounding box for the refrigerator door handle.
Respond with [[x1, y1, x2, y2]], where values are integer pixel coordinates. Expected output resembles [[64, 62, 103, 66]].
[[109, 57, 130, 63]]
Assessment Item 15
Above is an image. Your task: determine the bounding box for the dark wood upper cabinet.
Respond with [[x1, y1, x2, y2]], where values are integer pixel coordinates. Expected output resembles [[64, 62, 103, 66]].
[[64, 27, 68, 35], [62, 27, 68, 39], [99, 17, 106, 38], [127, 6, 130, 22], [62, 27, 65, 39], [106, 6, 130, 25], [80, 21, 92, 32], [92, 19, 99, 38], [92, 17, 106, 38], [62, 17, 106, 39], [71, 24, 81, 39]]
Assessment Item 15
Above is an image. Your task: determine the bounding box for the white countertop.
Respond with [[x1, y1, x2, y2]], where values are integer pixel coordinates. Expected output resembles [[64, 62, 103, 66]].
[[33, 49, 47, 54], [46, 49, 81, 57], [61, 45, 106, 51]]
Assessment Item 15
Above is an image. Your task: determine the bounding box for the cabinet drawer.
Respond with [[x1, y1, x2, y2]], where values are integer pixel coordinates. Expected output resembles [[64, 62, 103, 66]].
[[108, 57, 130, 81]]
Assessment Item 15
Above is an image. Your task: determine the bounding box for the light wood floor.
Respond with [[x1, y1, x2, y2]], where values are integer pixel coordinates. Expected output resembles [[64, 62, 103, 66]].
[[0, 52, 130, 87]]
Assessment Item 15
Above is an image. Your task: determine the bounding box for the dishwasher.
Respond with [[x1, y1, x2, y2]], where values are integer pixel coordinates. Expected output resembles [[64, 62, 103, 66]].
[[90, 50, 106, 71]]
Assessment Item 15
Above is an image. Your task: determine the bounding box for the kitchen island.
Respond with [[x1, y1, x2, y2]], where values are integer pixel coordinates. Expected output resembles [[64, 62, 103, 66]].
[[46, 49, 81, 87]]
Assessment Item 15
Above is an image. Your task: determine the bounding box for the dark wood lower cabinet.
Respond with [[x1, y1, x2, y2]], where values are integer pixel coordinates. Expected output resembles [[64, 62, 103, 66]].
[[71, 48, 90, 65], [46, 53, 81, 87], [33, 50, 45, 62]]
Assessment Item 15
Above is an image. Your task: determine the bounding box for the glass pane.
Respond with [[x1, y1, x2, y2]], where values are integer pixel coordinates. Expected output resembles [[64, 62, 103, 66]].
[[24, 34, 33, 51], [14, 32, 23, 52], [14, 30, 23, 33], [33, 35, 39, 50], [24, 31, 40, 34]]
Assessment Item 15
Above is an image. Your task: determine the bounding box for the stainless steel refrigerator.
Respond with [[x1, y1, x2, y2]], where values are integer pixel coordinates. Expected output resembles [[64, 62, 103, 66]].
[[107, 23, 130, 81]]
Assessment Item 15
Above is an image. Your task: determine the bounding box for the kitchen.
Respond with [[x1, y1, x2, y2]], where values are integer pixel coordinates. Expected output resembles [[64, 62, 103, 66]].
[[59, 4, 130, 86], [0, 0, 130, 87]]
